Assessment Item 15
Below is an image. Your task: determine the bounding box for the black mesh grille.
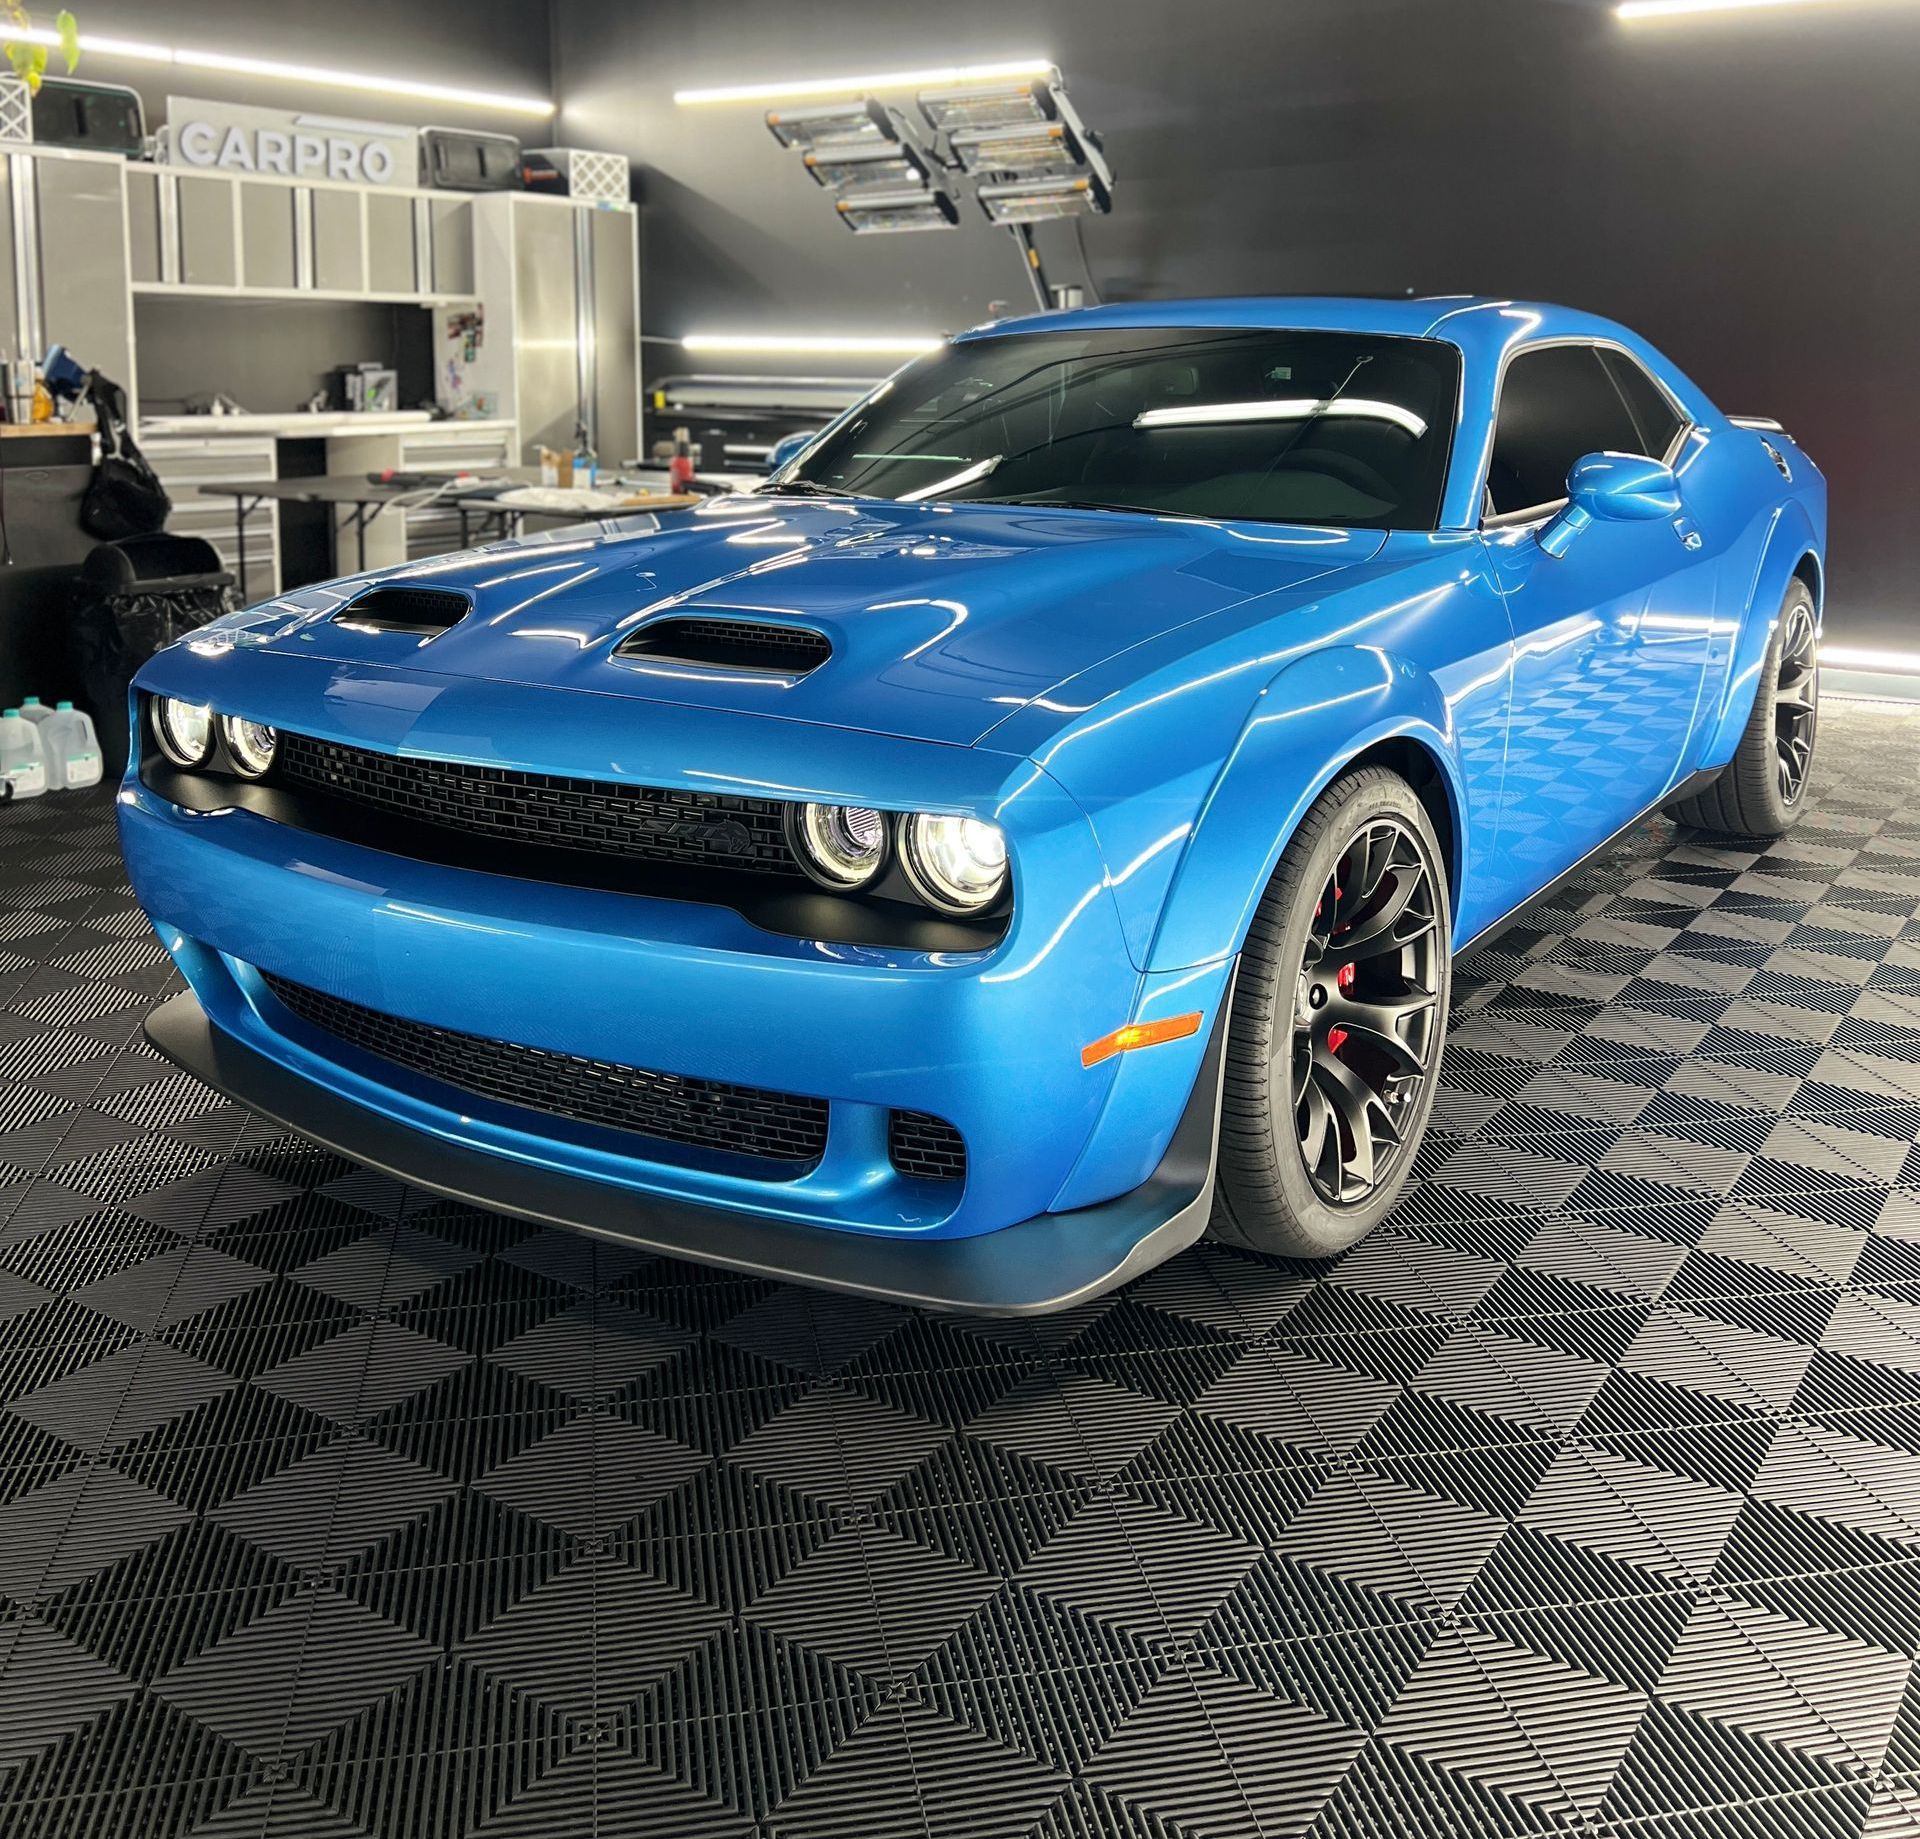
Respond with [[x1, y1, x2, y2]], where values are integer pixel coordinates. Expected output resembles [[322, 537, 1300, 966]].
[[618, 616, 832, 675], [888, 1110, 967, 1184], [335, 586, 471, 634], [274, 732, 801, 877], [260, 972, 829, 1167]]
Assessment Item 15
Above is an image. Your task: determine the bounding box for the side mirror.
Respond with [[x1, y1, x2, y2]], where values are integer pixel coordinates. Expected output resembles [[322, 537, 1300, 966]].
[[764, 430, 818, 477], [1538, 451, 1682, 559]]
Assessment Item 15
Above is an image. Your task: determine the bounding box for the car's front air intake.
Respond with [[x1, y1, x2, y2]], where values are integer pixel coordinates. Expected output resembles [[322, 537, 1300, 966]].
[[273, 731, 801, 877], [888, 1109, 967, 1184], [259, 972, 829, 1167], [334, 586, 472, 635], [617, 616, 832, 676]]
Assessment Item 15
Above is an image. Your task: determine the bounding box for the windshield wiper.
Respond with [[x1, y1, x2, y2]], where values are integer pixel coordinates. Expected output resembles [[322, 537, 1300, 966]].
[[965, 495, 1174, 518], [763, 479, 860, 499]]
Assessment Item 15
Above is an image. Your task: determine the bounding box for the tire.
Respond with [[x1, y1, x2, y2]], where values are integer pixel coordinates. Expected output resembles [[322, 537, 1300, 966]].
[[1210, 767, 1452, 1259], [1664, 579, 1819, 838]]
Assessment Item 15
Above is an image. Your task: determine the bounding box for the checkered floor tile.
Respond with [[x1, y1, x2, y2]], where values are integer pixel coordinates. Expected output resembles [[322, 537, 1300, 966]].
[[4, 699, 1920, 1837]]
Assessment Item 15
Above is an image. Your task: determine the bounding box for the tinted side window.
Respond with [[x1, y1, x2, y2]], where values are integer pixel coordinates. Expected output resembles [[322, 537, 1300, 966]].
[[1598, 348, 1686, 459], [1486, 345, 1643, 517]]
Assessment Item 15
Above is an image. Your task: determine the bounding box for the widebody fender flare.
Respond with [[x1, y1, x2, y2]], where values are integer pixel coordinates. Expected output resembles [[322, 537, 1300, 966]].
[[1697, 497, 1823, 774], [1142, 645, 1470, 974]]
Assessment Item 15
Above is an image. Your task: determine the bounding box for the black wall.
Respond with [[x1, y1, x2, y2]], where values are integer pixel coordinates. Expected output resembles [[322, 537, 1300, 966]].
[[552, 0, 1920, 646], [70, 0, 553, 143]]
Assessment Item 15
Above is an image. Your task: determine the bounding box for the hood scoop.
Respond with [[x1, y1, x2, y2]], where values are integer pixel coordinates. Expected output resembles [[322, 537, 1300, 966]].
[[334, 586, 472, 636], [616, 615, 832, 677]]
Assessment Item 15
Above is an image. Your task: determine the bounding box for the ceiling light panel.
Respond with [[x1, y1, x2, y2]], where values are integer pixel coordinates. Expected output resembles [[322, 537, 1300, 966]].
[[764, 99, 895, 151], [837, 187, 962, 233], [976, 173, 1110, 224], [803, 142, 933, 192]]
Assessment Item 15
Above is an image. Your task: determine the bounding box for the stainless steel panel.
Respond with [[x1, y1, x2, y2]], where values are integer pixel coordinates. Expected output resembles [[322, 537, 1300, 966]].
[[590, 208, 639, 466], [398, 433, 513, 470], [365, 192, 415, 295], [0, 159, 17, 358], [239, 182, 297, 290], [512, 199, 579, 463], [429, 198, 473, 296], [177, 173, 238, 288], [125, 164, 162, 285], [33, 155, 133, 385], [311, 189, 365, 293]]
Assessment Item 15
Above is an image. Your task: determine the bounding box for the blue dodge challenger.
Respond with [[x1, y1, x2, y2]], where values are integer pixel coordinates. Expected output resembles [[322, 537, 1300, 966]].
[[120, 297, 1825, 1312]]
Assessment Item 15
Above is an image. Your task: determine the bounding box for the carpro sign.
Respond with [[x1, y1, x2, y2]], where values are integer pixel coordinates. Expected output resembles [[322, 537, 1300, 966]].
[[164, 97, 417, 187]]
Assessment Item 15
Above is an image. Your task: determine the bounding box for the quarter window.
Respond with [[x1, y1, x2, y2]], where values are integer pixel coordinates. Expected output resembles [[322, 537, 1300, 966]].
[[1485, 344, 1645, 519], [1597, 348, 1686, 461]]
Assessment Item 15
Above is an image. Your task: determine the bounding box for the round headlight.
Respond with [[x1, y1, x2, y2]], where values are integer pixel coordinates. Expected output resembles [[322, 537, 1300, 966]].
[[220, 714, 278, 779], [899, 813, 1009, 916], [153, 697, 214, 767], [791, 802, 889, 891]]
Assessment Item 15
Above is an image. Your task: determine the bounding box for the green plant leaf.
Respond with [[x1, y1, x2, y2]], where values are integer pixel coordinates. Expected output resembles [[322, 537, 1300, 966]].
[[55, 8, 77, 72], [5, 38, 45, 89]]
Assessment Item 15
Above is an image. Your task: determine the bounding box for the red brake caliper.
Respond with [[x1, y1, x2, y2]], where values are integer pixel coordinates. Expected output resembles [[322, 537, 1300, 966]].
[[1328, 960, 1355, 1054]]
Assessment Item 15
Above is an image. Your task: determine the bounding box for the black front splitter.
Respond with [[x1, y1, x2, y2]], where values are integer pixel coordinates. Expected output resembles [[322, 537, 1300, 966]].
[[144, 990, 1227, 1316]]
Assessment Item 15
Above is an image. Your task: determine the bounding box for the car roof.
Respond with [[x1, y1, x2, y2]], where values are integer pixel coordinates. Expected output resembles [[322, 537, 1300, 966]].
[[954, 295, 1641, 363]]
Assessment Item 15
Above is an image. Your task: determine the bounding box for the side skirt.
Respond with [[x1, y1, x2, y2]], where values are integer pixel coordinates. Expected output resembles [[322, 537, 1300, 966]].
[[1456, 764, 1723, 956]]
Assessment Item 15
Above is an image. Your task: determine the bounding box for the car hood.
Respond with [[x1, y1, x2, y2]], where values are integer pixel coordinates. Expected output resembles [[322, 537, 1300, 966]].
[[222, 495, 1388, 748]]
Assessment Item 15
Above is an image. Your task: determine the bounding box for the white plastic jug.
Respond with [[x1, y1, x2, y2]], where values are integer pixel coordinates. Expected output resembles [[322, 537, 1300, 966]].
[[17, 695, 53, 728], [44, 703, 102, 792], [0, 707, 47, 800]]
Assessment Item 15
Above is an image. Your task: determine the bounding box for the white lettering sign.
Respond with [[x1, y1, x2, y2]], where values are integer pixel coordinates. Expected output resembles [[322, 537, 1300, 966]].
[[166, 96, 417, 189]]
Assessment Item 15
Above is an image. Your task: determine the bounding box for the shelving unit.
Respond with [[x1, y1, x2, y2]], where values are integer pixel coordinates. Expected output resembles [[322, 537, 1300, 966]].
[[124, 165, 479, 306]]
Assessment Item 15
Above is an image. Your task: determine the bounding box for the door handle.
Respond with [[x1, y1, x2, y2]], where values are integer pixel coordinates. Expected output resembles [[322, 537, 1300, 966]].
[[1673, 516, 1703, 552]]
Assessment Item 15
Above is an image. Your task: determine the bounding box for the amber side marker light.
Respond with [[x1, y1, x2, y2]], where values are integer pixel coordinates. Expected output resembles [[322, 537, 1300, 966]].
[[1081, 1011, 1205, 1070]]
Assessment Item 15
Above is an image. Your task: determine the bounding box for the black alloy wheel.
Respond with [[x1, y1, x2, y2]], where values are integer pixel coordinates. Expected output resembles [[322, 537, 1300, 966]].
[[1212, 766, 1452, 1260], [1290, 817, 1443, 1207], [1773, 596, 1819, 806]]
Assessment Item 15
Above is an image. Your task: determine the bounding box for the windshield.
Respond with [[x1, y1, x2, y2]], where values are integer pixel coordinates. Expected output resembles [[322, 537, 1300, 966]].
[[774, 326, 1462, 531]]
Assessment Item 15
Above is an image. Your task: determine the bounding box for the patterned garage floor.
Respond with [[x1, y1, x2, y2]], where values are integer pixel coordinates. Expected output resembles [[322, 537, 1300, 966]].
[[3, 698, 1920, 1839]]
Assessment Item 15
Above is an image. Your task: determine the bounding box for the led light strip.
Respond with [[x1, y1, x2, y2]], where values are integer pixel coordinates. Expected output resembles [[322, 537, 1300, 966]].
[[1620, 0, 1912, 18], [674, 57, 1054, 106], [682, 333, 944, 356], [5, 25, 553, 114], [1821, 645, 1920, 674]]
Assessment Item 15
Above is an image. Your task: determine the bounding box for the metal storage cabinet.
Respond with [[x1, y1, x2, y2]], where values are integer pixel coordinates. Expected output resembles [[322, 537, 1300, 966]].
[[125, 167, 478, 305], [458, 194, 640, 466], [239, 181, 298, 290], [143, 434, 281, 598], [1, 147, 135, 393], [176, 171, 238, 288]]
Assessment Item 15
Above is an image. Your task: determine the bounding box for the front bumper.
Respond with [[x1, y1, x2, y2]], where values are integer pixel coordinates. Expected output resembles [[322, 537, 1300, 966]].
[[145, 984, 1226, 1314]]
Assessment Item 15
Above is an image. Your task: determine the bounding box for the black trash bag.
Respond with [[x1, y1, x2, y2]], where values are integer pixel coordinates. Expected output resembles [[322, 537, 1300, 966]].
[[80, 372, 171, 542], [72, 533, 235, 775]]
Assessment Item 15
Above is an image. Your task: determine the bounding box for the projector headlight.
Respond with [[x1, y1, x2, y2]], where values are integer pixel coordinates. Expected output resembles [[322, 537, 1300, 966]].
[[220, 714, 278, 778], [153, 697, 215, 767], [899, 813, 1009, 915], [790, 802, 889, 891]]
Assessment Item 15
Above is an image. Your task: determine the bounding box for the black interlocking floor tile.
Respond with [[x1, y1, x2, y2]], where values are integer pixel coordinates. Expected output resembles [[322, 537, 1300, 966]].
[[4, 705, 1920, 1835]]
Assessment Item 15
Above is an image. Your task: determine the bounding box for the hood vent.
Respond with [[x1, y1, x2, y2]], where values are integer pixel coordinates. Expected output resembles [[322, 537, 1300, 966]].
[[617, 615, 832, 677], [334, 586, 472, 636]]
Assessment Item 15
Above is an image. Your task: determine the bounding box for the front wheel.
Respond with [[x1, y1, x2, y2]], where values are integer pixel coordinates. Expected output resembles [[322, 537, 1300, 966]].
[[1211, 767, 1452, 1260]]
